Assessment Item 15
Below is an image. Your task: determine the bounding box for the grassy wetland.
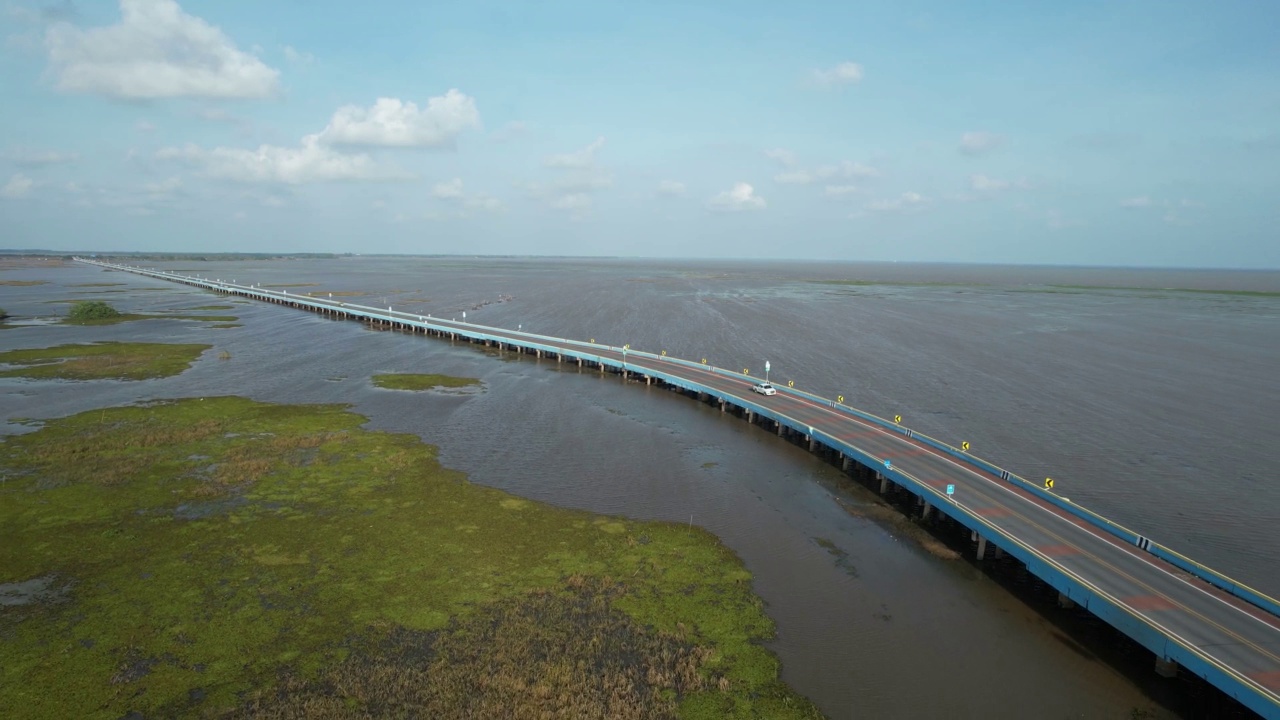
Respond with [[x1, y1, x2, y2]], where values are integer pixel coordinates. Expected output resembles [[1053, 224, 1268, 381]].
[[0, 396, 822, 719], [371, 372, 482, 391], [0, 342, 210, 381]]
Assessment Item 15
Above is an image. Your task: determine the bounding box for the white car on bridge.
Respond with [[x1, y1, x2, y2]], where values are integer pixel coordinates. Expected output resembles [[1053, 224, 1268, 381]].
[[751, 382, 777, 396]]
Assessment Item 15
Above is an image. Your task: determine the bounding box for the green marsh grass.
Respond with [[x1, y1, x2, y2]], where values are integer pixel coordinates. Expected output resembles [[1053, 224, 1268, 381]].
[[0, 342, 209, 380], [0, 397, 821, 719], [371, 373, 481, 391]]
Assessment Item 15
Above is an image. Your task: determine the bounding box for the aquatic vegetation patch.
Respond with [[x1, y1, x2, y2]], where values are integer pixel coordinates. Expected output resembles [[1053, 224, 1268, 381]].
[[0, 341, 210, 380], [807, 279, 985, 289], [187, 305, 236, 311], [0, 397, 821, 719], [1044, 284, 1280, 298], [157, 314, 239, 322], [58, 305, 239, 325], [371, 372, 481, 391], [69, 283, 127, 288], [0, 280, 48, 286], [67, 300, 121, 322]]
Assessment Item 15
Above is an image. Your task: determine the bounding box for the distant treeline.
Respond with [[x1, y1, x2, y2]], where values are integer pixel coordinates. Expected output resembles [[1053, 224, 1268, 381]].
[[0, 251, 347, 261]]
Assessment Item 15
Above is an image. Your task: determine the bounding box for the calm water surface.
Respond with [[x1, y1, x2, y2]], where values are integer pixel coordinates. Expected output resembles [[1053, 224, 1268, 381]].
[[4, 257, 1278, 719]]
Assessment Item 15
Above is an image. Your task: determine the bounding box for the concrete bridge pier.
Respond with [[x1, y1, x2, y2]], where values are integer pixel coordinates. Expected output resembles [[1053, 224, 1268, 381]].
[[776, 422, 783, 436], [878, 473, 889, 495], [746, 409, 754, 423], [922, 501, 933, 520], [719, 399, 726, 413], [808, 435, 816, 452], [975, 535, 988, 561], [841, 455, 850, 472], [1154, 657, 1178, 679], [1057, 592, 1076, 610]]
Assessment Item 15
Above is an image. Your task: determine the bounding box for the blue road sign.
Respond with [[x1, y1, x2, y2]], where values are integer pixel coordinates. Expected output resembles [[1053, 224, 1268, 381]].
[[884, 459, 892, 469], [946, 484, 955, 497]]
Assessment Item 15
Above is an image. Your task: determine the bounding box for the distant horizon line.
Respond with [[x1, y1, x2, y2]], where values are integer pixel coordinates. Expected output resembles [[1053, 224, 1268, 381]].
[[5, 248, 1278, 273]]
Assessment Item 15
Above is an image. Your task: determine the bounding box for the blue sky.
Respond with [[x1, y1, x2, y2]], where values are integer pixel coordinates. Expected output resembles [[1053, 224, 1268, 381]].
[[1, 0, 1277, 266]]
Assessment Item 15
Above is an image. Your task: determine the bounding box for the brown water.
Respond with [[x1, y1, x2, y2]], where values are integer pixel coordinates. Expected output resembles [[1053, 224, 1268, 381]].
[[4, 257, 1278, 718]]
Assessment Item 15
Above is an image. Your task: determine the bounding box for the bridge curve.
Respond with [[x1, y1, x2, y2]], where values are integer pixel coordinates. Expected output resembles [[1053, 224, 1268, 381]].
[[75, 259, 1280, 719]]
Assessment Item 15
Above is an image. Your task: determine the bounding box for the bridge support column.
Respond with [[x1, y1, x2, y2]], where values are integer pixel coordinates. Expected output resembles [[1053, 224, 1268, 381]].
[[841, 455, 850, 471], [645, 375, 651, 385], [746, 409, 754, 423], [808, 436, 815, 451], [922, 501, 933, 520], [878, 474, 889, 494], [1057, 592, 1076, 610], [976, 536, 987, 561], [719, 399, 725, 413], [1154, 657, 1178, 678], [777, 422, 783, 436]]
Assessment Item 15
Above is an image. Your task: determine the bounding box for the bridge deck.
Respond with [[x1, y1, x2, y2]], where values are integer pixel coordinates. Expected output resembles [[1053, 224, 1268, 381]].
[[76, 260, 1280, 719]]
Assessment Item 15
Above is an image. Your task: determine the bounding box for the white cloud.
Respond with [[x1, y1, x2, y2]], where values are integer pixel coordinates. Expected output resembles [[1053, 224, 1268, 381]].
[[764, 148, 797, 167], [316, 91, 480, 148], [960, 132, 1003, 155], [866, 191, 927, 213], [818, 161, 879, 179], [1119, 196, 1152, 208], [524, 172, 613, 202], [774, 170, 814, 185], [490, 120, 527, 143], [656, 180, 685, 197], [432, 177, 465, 199], [431, 177, 504, 214], [776, 161, 878, 186], [707, 182, 765, 212], [970, 174, 1009, 191], [545, 137, 605, 169], [812, 61, 864, 86], [156, 137, 411, 184], [282, 45, 314, 65], [44, 0, 279, 99], [825, 185, 861, 196], [551, 193, 591, 211], [5, 147, 79, 167], [143, 176, 181, 194], [1, 173, 34, 198]]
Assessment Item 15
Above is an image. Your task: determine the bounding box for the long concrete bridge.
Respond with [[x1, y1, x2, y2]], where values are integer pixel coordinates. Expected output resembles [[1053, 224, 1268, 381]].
[[76, 258, 1280, 718]]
